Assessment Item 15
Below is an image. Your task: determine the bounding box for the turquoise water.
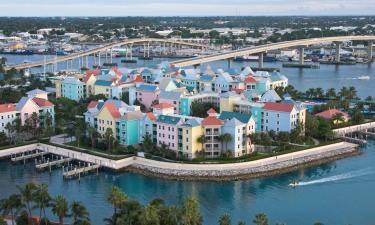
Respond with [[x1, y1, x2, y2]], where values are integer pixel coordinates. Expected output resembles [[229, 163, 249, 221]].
[[1, 55, 375, 224], [1, 141, 375, 225]]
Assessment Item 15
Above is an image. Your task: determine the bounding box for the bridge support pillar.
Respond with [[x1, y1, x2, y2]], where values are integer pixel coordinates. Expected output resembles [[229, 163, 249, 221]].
[[110, 48, 113, 64], [258, 52, 264, 68], [105, 49, 108, 63], [147, 42, 150, 58], [86, 56, 89, 68], [368, 41, 373, 62], [299, 47, 305, 65], [227, 59, 232, 69], [335, 42, 341, 63], [98, 51, 101, 66], [193, 64, 200, 69]]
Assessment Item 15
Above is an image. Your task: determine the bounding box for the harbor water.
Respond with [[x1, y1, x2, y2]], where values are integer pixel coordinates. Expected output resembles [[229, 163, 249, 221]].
[[1, 55, 375, 224]]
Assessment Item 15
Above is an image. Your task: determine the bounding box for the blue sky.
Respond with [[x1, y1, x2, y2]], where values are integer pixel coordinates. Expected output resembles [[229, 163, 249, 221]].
[[0, 0, 374, 16]]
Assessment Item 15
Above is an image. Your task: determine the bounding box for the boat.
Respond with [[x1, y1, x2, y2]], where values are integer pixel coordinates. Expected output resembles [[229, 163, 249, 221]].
[[358, 75, 370, 80], [289, 180, 299, 188], [121, 59, 137, 63], [139, 56, 153, 60]]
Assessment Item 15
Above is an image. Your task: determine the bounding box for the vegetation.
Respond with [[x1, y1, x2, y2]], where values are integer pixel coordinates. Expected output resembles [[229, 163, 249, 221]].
[[1, 183, 336, 225], [191, 101, 219, 118]]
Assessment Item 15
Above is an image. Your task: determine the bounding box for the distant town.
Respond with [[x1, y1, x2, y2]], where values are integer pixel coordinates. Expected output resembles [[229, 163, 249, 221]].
[[1, 15, 375, 225]]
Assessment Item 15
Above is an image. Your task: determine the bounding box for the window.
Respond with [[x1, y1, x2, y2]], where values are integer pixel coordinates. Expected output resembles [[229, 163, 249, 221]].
[[186, 130, 189, 134], [186, 138, 189, 142]]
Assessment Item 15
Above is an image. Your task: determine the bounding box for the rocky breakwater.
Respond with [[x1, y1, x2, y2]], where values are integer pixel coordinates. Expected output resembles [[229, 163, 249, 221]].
[[126, 142, 360, 181]]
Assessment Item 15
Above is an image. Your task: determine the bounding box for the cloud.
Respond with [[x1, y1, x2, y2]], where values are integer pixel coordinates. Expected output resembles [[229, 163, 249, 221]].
[[0, 0, 374, 16]]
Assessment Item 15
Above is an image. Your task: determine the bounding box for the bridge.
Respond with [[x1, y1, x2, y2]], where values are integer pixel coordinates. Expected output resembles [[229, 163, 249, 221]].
[[172, 35, 375, 68], [3, 38, 209, 71]]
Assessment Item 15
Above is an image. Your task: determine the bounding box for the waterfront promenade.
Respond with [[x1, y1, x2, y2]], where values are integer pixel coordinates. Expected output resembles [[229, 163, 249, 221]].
[[0, 141, 359, 180]]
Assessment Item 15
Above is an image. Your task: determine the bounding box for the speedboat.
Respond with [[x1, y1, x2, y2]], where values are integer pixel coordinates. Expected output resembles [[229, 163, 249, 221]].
[[358, 75, 370, 80], [289, 180, 299, 188]]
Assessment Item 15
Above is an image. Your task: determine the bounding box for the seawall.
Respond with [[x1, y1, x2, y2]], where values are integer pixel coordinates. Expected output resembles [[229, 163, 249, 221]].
[[0, 142, 360, 181]]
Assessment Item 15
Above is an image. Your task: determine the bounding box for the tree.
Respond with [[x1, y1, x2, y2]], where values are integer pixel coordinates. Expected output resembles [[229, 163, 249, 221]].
[[350, 108, 364, 124], [219, 133, 232, 152], [180, 197, 202, 225], [197, 135, 208, 152], [325, 88, 337, 99], [107, 186, 128, 220], [52, 195, 69, 225], [365, 96, 373, 102], [219, 214, 231, 225], [331, 113, 345, 125], [253, 213, 268, 225], [71, 201, 90, 225], [104, 128, 115, 152], [34, 184, 51, 225], [87, 126, 99, 149], [18, 183, 37, 224], [0, 194, 22, 225], [142, 204, 160, 225]]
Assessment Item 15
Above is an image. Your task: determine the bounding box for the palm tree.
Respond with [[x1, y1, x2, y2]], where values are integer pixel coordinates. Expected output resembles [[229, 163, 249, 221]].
[[107, 187, 128, 219], [315, 87, 324, 99], [180, 197, 202, 225], [219, 214, 231, 225], [104, 128, 115, 152], [325, 88, 337, 99], [18, 183, 37, 224], [332, 113, 345, 125], [52, 195, 69, 225], [237, 222, 246, 225], [219, 133, 232, 152], [87, 126, 98, 149], [33, 184, 51, 225], [253, 213, 268, 225], [1, 194, 22, 225], [196, 135, 208, 151], [71, 201, 89, 225]]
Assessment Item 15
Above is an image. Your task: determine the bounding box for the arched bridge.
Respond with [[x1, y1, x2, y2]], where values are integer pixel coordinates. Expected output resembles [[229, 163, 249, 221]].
[[172, 35, 375, 68], [4, 38, 209, 71]]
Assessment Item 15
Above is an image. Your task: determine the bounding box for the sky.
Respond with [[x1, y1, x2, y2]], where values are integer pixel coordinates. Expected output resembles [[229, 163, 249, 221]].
[[0, 0, 374, 17]]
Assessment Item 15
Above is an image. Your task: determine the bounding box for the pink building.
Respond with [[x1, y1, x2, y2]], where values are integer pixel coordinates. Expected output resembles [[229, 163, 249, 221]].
[[159, 91, 182, 114], [156, 115, 183, 151], [136, 84, 160, 110]]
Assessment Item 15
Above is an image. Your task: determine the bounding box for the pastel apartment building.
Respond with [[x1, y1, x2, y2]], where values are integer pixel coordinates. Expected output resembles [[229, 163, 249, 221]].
[[0, 89, 55, 136]]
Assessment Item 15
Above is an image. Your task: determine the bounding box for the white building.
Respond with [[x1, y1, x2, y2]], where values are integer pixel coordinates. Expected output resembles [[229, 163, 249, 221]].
[[0, 104, 18, 135]]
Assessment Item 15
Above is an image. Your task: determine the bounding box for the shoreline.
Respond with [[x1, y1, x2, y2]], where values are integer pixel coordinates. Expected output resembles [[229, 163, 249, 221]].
[[120, 144, 361, 181], [0, 142, 360, 181]]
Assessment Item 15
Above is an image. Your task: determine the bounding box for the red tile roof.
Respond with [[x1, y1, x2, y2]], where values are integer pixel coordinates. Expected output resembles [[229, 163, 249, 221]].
[[232, 88, 245, 94], [153, 103, 174, 109], [0, 104, 16, 113], [32, 97, 54, 107], [146, 112, 157, 121], [83, 70, 100, 82], [88, 101, 98, 109], [133, 75, 144, 83], [105, 103, 121, 119], [263, 102, 294, 113], [315, 109, 349, 119], [201, 116, 223, 126], [207, 108, 217, 114], [244, 76, 257, 83]]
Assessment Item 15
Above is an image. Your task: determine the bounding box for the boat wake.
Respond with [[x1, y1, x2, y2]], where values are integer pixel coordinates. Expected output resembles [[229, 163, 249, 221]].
[[292, 168, 374, 187]]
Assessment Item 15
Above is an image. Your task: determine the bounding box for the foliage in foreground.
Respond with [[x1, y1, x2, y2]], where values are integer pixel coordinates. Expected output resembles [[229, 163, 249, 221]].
[[0, 183, 332, 225]]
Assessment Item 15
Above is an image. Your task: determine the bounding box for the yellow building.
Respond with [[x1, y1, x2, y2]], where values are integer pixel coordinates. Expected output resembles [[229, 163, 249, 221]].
[[94, 80, 113, 98], [55, 80, 62, 98], [84, 74, 97, 97], [96, 103, 120, 136], [179, 119, 204, 159], [219, 92, 241, 113]]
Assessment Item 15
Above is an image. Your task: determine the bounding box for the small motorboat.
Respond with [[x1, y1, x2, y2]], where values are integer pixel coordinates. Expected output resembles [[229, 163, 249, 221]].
[[289, 180, 299, 188], [358, 75, 370, 80]]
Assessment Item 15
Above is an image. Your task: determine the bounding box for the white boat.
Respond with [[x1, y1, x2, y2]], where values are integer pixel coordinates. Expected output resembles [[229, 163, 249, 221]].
[[358, 75, 370, 80], [289, 180, 299, 187]]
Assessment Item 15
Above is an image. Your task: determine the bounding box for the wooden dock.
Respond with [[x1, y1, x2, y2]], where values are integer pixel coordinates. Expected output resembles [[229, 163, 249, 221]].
[[11, 151, 48, 163], [359, 131, 375, 138], [341, 137, 367, 146], [63, 164, 100, 179], [36, 157, 73, 170]]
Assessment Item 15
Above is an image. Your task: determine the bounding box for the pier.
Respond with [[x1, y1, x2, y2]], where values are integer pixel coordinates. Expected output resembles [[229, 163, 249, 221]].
[[35, 156, 73, 170], [63, 164, 101, 179], [333, 122, 375, 145], [11, 150, 48, 163]]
